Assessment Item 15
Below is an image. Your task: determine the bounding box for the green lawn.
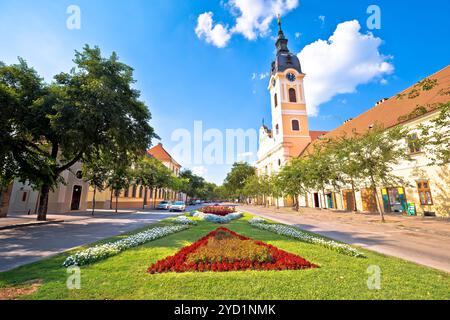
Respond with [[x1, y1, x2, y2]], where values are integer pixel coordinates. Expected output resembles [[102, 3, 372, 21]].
[[1, 214, 449, 300]]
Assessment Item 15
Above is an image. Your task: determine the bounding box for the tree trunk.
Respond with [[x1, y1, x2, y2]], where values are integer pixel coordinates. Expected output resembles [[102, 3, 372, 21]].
[[322, 188, 327, 210], [143, 187, 148, 210], [351, 178, 358, 212], [115, 194, 118, 213], [110, 190, 113, 210], [0, 188, 3, 211], [370, 176, 385, 222], [37, 184, 50, 221], [92, 186, 97, 216]]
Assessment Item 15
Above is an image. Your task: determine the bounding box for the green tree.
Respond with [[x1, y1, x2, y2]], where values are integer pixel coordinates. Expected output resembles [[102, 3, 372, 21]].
[[303, 143, 337, 210], [419, 102, 450, 165], [242, 175, 261, 205], [133, 156, 172, 209], [1, 46, 157, 221], [0, 59, 55, 209], [179, 170, 205, 202], [278, 159, 309, 211], [223, 162, 256, 202], [329, 135, 364, 211], [106, 161, 133, 213], [82, 154, 110, 216], [258, 174, 272, 207], [169, 175, 189, 202], [352, 125, 411, 222], [270, 174, 283, 210]]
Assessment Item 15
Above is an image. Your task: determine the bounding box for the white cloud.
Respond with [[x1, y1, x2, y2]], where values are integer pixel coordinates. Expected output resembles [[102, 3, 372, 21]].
[[318, 15, 326, 25], [195, 12, 232, 48], [251, 72, 269, 81], [259, 72, 269, 80], [295, 32, 301, 39], [299, 20, 394, 116], [195, 0, 299, 47]]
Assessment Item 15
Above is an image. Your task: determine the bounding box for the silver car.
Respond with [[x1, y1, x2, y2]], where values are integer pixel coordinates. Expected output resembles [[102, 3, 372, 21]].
[[156, 201, 173, 210], [169, 201, 186, 212]]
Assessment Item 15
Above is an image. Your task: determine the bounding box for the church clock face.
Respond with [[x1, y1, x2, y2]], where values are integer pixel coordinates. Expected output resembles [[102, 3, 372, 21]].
[[286, 73, 296, 82]]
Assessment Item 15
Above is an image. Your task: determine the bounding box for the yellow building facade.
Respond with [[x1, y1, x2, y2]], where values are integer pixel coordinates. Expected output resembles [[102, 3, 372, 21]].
[[87, 143, 184, 210]]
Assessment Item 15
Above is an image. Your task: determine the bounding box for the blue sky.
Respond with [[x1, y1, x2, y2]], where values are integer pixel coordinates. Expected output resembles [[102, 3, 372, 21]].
[[1, 0, 449, 184]]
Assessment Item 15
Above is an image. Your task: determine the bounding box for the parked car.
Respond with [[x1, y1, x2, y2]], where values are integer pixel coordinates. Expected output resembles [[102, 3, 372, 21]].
[[169, 201, 187, 212], [156, 201, 173, 210]]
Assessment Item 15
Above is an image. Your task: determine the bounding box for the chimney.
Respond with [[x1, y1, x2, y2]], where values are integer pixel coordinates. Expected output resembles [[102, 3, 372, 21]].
[[375, 98, 388, 106]]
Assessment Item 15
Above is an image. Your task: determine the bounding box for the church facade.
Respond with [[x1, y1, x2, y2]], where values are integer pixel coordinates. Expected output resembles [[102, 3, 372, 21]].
[[256, 19, 326, 206]]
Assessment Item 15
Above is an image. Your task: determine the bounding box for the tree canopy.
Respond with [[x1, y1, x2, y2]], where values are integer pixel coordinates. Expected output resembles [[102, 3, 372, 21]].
[[0, 45, 158, 220]]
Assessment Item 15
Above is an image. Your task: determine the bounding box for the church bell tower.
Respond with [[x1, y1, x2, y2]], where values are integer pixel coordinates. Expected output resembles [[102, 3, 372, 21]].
[[268, 16, 311, 159]]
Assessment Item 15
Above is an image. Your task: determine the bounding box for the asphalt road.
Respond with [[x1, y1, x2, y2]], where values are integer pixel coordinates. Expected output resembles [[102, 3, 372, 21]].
[[0, 209, 193, 272]]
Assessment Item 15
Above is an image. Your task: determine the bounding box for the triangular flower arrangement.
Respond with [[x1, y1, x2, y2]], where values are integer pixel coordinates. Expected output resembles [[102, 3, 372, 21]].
[[148, 227, 317, 274]]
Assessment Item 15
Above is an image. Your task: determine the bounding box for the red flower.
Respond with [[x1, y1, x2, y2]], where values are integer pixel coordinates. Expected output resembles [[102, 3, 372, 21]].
[[147, 227, 317, 274]]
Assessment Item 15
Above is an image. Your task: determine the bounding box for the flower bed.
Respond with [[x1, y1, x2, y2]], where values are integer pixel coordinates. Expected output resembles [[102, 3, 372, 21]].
[[249, 221, 365, 258], [148, 227, 317, 274], [172, 216, 197, 225], [63, 225, 189, 267], [199, 206, 236, 216], [193, 211, 243, 224], [249, 217, 267, 224]]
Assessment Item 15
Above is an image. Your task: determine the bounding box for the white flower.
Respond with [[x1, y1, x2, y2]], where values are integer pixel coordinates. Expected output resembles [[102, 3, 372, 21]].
[[173, 216, 197, 225], [192, 211, 243, 224], [249, 221, 365, 258], [63, 225, 189, 267], [249, 217, 267, 224]]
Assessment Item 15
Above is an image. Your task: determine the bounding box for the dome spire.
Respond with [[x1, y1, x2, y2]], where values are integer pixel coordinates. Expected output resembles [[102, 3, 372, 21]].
[[271, 15, 303, 75], [275, 14, 289, 54]]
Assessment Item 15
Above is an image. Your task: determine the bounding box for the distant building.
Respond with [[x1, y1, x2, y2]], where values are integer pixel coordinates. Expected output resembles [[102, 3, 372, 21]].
[[87, 143, 185, 210], [4, 162, 89, 216]]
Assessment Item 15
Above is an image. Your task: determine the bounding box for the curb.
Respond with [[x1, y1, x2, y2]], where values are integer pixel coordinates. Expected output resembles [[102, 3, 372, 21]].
[[0, 220, 65, 231]]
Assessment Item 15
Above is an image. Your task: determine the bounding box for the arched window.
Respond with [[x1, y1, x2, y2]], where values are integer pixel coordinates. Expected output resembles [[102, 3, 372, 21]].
[[132, 184, 137, 198], [139, 186, 144, 198], [292, 120, 300, 131], [276, 124, 279, 135], [289, 88, 297, 103], [124, 188, 129, 198], [274, 93, 278, 107]]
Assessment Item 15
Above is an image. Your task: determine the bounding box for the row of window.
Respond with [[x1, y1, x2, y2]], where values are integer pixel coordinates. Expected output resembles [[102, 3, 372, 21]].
[[123, 185, 175, 200], [274, 88, 298, 107], [275, 120, 300, 135]]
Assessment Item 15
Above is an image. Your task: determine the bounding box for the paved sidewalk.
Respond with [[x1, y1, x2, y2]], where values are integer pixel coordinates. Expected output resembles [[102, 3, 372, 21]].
[[240, 205, 450, 273], [0, 209, 187, 272], [0, 209, 141, 230]]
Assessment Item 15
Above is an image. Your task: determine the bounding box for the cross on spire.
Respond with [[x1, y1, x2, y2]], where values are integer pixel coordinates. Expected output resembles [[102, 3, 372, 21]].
[[275, 14, 289, 54]]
